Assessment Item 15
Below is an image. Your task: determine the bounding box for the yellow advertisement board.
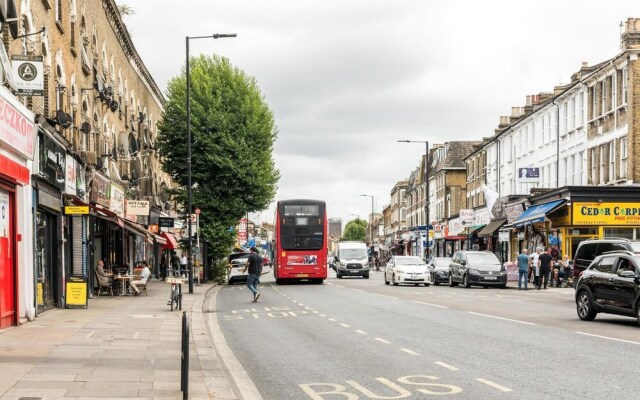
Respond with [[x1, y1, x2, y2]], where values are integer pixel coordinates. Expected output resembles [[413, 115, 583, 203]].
[[573, 202, 640, 226], [65, 274, 88, 308]]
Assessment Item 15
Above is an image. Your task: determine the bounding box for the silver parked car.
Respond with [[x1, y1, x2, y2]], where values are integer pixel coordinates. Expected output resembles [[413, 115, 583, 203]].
[[384, 256, 431, 286]]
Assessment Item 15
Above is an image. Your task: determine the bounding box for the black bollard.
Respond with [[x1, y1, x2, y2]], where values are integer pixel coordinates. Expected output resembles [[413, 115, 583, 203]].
[[181, 311, 189, 399]]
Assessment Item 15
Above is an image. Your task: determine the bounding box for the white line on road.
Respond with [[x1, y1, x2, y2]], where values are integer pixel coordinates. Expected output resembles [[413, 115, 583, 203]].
[[412, 300, 449, 309], [467, 311, 536, 325], [434, 361, 459, 371], [374, 293, 398, 299], [355, 330, 367, 334], [320, 314, 326, 317], [312, 310, 319, 313], [305, 307, 312, 310], [328, 318, 337, 322], [476, 378, 512, 392], [576, 331, 640, 345], [375, 338, 391, 344], [400, 348, 420, 355], [351, 288, 365, 292], [339, 323, 351, 328]]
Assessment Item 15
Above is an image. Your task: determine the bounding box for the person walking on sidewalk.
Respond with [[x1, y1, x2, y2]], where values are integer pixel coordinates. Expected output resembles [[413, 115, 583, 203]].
[[242, 246, 263, 302], [530, 247, 542, 285], [537, 248, 553, 290], [517, 249, 529, 290]]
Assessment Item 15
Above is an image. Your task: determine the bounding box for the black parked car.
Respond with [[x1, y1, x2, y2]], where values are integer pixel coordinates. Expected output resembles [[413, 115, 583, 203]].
[[572, 238, 640, 287], [448, 251, 507, 289], [428, 257, 452, 285], [575, 252, 640, 325]]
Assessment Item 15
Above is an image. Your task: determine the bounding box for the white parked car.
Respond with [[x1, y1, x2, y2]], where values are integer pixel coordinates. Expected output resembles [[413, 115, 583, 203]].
[[384, 256, 431, 286]]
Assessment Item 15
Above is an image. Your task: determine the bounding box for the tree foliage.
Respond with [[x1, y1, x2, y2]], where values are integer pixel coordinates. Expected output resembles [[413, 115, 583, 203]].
[[341, 219, 367, 241], [157, 55, 279, 276]]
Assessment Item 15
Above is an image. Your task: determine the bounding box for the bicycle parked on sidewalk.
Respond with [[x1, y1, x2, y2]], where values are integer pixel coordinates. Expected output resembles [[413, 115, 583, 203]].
[[166, 268, 187, 311]]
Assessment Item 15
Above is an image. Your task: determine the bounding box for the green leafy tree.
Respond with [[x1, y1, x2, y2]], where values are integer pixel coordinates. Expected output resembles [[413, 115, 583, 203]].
[[341, 219, 367, 241], [157, 55, 280, 279]]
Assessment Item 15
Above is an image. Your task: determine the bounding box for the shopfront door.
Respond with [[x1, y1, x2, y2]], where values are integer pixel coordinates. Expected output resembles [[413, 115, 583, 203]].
[[564, 227, 598, 259], [36, 209, 59, 310], [0, 187, 16, 328]]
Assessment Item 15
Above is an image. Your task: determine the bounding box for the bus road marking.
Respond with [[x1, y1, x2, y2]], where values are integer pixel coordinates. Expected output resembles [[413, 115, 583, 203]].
[[355, 330, 367, 334], [400, 348, 420, 355], [468, 311, 535, 325], [339, 323, 351, 328], [375, 338, 391, 344], [412, 300, 449, 309], [476, 378, 512, 392], [434, 361, 458, 371]]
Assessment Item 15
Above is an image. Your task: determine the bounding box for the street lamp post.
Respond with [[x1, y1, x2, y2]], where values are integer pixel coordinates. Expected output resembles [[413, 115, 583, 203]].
[[359, 194, 374, 245], [186, 33, 236, 293], [398, 140, 430, 261]]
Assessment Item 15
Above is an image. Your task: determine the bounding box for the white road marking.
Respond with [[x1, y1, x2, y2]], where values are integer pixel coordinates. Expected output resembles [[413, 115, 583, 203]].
[[434, 361, 459, 371], [400, 348, 420, 355], [375, 338, 391, 344], [375, 293, 398, 299], [351, 288, 365, 292], [412, 300, 449, 309], [476, 378, 512, 392], [576, 332, 640, 345], [339, 323, 351, 328], [320, 314, 326, 317], [328, 318, 337, 322], [468, 311, 536, 325], [312, 310, 319, 314], [355, 330, 367, 334], [305, 307, 312, 310]]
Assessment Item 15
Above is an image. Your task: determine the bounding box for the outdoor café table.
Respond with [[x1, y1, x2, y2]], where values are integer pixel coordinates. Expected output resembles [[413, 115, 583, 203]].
[[114, 275, 134, 296]]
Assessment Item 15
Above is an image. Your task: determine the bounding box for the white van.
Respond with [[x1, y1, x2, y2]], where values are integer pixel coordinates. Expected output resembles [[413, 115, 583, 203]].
[[334, 241, 369, 279]]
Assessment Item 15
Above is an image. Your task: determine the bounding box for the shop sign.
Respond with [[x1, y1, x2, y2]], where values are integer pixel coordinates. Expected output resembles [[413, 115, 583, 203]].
[[64, 274, 88, 309], [158, 217, 174, 228], [505, 203, 525, 224], [110, 184, 125, 217], [64, 205, 89, 215], [0, 85, 36, 160], [573, 202, 640, 226], [76, 161, 86, 201], [37, 132, 65, 189], [65, 154, 76, 195], [149, 224, 159, 233], [11, 55, 44, 96], [474, 207, 491, 225], [518, 167, 540, 183], [125, 200, 149, 216], [448, 217, 463, 235], [498, 230, 510, 242], [90, 172, 110, 208], [460, 209, 474, 227]]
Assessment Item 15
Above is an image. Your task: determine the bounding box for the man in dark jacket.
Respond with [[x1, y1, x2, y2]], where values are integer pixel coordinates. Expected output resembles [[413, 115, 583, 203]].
[[537, 248, 553, 290], [242, 246, 263, 302]]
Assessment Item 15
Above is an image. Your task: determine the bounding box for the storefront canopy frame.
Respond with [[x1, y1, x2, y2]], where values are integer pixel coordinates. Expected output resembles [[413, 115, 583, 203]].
[[513, 199, 566, 227], [478, 219, 507, 237]]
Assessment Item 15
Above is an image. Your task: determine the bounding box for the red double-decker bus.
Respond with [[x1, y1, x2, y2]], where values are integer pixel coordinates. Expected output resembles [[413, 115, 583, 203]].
[[274, 199, 327, 284]]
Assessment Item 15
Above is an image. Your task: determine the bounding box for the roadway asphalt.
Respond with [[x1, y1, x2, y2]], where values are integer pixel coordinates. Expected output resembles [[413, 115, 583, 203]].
[[0, 280, 237, 400], [215, 269, 640, 400]]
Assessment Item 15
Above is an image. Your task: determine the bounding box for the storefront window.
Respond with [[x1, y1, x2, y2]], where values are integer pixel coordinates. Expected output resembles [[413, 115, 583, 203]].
[[604, 227, 638, 240]]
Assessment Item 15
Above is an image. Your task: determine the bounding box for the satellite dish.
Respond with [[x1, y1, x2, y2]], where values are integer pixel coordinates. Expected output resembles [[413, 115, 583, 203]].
[[117, 131, 129, 155], [128, 132, 138, 155], [56, 110, 72, 129], [109, 99, 119, 112], [81, 122, 92, 135], [2, 0, 18, 39], [164, 201, 172, 211]]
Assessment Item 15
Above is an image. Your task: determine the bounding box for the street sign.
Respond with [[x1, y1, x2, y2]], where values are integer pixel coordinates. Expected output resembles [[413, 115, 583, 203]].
[[158, 217, 174, 228], [189, 214, 196, 222], [64, 205, 89, 215]]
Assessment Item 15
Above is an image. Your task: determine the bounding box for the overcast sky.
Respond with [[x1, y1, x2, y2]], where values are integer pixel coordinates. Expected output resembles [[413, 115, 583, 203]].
[[124, 0, 638, 229]]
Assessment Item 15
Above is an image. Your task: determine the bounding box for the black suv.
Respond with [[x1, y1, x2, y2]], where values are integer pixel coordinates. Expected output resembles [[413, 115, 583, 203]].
[[448, 251, 507, 289], [572, 238, 640, 286], [575, 252, 640, 325]]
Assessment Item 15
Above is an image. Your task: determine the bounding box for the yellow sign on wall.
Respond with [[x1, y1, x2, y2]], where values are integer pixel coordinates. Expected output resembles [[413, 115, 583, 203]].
[[64, 205, 89, 215], [573, 202, 640, 226]]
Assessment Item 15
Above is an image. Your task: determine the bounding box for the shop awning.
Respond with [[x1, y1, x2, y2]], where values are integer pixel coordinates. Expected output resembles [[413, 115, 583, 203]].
[[93, 206, 124, 227], [444, 235, 468, 240], [153, 233, 167, 245], [124, 219, 149, 237], [513, 199, 566, 227], [467, 225, 485, 235], [478, 219, 507, 237], [161, 232, 179, 249]]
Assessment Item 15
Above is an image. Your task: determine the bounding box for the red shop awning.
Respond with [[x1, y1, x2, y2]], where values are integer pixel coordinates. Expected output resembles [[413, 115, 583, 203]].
[[161, 232, 179, 249]]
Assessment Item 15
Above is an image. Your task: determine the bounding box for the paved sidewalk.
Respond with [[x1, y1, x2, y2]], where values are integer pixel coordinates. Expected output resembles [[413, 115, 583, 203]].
[[0, 280, 237, 400]]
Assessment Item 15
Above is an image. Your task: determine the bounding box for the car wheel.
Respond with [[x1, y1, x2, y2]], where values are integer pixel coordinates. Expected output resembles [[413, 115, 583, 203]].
[[384, 274, 390, 285], [337, 272, 343, 279], [392, 274, 399, 286], [424, 283, 430, 287], [576, 290, 597, 321], [364, 274, 369, 279], [449, 273, 457, 287], [463, 274, 471, 288], [636, 300, 640, 327], [275, 278, 283, 285], [499, 284, 506, 289], [227, 278, 234, 285]]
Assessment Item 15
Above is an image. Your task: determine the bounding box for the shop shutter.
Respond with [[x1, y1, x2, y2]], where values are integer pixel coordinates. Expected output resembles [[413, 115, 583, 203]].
[[72, 217, 83, 275]]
